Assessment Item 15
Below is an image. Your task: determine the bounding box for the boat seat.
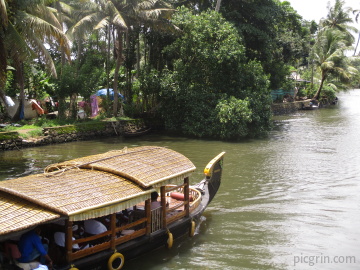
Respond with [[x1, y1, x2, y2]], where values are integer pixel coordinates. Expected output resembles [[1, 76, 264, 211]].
[[15, 261, 42, 270], [120, 229, 135, 236], [4, 241, 21, 263]]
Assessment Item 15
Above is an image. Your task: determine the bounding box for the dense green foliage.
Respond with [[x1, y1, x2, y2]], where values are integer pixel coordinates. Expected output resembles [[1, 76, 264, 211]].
[[159, 9, 271, 139], [221, 0, 308, 89], [1, 0, 360, 140]]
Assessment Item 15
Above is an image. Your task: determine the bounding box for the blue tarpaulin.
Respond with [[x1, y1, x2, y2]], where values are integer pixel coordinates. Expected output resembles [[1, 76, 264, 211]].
[[271, 89, 295, 101], [96, 89, 124, 101]]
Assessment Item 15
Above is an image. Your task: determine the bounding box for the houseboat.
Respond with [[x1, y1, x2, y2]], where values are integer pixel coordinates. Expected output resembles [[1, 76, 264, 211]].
[[0, 146, 225, 270]]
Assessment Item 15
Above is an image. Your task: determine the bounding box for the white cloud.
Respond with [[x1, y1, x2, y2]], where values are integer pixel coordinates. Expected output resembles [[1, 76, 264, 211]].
[[283, 0, 358, 23]]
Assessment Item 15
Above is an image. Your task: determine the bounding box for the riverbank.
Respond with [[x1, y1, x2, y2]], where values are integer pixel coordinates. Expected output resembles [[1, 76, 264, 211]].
[[0, 99, 326, 151], [271, 99, 312, 115], [0, 119, 148, 151]]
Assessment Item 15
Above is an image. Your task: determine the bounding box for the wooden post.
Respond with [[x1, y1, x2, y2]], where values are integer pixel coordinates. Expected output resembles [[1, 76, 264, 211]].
[[65, 220, 73, 262], [145, 199, 151, 235], [184, 177, 190, 217], [161, 186, 167, 228], [110, 213, 116, 250]]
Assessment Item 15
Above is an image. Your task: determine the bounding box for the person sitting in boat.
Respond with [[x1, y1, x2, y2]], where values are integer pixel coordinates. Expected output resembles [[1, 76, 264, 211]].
[[72, 222, 85, 239], [54, 232, 80, 251], [17, 227, 53, 268], [151, 192, 161, 209], [54, 225, 89, 251], [84, 219, 108, 235], [84, 218, 110, 245]]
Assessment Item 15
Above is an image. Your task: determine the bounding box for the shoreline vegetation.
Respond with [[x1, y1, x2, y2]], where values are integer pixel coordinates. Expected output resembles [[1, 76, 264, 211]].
[[0, 117, 151, 151], [0, 98, 323, 151], [1, 1, 358, 141]]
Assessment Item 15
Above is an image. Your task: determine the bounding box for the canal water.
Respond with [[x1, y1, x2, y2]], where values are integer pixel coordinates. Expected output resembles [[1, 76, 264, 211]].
[[1, 90, 360, 270]]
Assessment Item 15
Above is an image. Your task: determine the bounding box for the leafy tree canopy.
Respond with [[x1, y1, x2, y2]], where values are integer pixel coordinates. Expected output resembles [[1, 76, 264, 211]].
[[159, 7, 272, 140], [220, 0, 308, 89]]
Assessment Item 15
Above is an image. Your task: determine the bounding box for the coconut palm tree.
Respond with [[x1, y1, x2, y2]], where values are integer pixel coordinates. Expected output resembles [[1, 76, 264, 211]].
[[353, 8, 360, 55], [69, 0, 128, 116], [70, 0, 176, 116], [115, 0, 176, 112], [320, 0, 357, 46], [0, 0, 9, 112], [50, 0, 81, 119], [312, 28, 356, 100], [1, 0, 70, 119]]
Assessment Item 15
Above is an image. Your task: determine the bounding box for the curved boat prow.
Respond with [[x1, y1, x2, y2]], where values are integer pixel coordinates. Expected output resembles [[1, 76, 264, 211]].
[[203, 151, 225, 204]]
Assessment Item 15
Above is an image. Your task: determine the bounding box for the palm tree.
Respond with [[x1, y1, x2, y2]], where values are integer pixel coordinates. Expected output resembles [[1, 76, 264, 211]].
[[115, 0, 176, 114], [1, 0, 70, 119], [353, 8, 360, 55], [312, 28, 355, 100], [71, 0, 176, 116], [320, 0, 357, 46], [0, 0, 9, 113], [70, 0, 128, 116], [51, 0, 81, 119]]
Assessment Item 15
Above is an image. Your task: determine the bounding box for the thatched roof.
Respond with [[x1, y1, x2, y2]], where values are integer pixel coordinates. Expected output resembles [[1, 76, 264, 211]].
[[0, 146, 196, 237], [0, 191, 60, 238], [45, 146, 196, 188], [0, 169, 151, 222]]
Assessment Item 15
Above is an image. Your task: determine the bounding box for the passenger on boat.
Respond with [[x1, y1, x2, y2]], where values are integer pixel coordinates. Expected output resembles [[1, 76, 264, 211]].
[[54, 225, 89, 251], [17, 227, 53, 267], [151, 192, 161, 209], [84, 219, 107, 235], [54, 232, 80, 251], [84, 219, 109, 245], [117, 209, 131, 225], [72, 223, 85, 239]]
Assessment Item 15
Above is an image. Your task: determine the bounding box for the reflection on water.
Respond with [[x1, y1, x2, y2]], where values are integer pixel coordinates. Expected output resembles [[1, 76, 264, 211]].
[[1, 90, 360, 269]]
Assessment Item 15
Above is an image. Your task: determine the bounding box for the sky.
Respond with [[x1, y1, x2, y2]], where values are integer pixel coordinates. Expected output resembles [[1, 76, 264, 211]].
[[283, 0, 359, 23], [283, 0, 359, 55]]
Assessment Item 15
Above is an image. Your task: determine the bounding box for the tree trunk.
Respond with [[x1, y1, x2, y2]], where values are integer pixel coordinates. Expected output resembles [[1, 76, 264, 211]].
[[113, 29, 124, 117], [58, 96, 67, 119], [354, 32, 360, 56], [12, 60, 25, 121], [106, 25, 111, 117], [313, 72, 326, 100], [125, 31, 132, 106], [136, 31, 140, 78], [215, 0, 222, 12], [0, 87, 11, 118], [0, 37, 10, 117], [69, 93, 78, 119]]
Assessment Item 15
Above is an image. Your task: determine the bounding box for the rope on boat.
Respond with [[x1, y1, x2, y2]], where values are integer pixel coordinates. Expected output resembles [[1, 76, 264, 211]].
[[43, 146, 165, 176]]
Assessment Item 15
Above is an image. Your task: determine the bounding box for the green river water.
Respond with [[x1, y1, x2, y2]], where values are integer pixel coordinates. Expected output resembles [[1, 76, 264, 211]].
[[1, 90, 360, 270]]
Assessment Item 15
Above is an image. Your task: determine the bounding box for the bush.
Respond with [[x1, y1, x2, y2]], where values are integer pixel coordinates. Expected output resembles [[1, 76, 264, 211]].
[[320, 85, 337, 103]]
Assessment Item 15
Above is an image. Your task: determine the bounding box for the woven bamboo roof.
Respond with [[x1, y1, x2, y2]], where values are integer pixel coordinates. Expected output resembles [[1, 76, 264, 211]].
[[0, 191, 60, 237], [45, 146, 196, 188], [0, 169, 151, 220], [0, 146, 196, 236]]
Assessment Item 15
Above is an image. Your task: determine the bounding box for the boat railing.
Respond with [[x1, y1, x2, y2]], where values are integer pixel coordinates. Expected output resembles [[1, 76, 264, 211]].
[[151, 207, 162, 233], [166, 185, 202, 210], [189, 188, 202, 212], [70, 215, 148, 261], [67, 185, 203, 261], [164, 185, 202, 225]]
